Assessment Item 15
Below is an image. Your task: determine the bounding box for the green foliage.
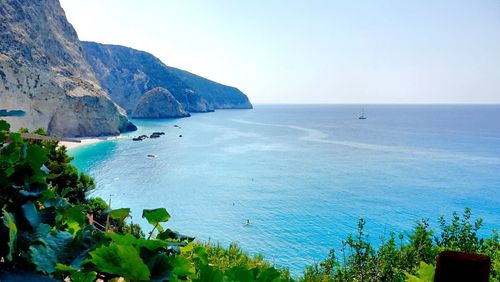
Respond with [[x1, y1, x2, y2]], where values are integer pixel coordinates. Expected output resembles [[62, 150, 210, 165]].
[[109, 208, 131, 221], [143, 208, 170, 227], [299, 209, 498, 282], [404, 262, 434, 282], [90, 243, 151, 280], [2, 209, 17, 261], [80, 197, 108, 215], [435, 208, 483, 252]]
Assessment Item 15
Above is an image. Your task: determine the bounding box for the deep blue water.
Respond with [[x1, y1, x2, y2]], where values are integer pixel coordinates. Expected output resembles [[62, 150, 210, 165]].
[[71, 105, 500, 274]]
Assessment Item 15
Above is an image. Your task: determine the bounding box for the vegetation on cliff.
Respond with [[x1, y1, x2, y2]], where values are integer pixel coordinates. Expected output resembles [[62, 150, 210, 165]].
[[0, 119, 498, 281]]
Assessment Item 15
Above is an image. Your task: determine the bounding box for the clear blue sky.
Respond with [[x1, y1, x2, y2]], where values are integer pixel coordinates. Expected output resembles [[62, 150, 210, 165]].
[[60, 0, 500, 104]]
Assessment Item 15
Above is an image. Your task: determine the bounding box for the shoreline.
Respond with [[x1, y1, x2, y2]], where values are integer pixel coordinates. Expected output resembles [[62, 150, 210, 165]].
[[59, 136, 122, 151]]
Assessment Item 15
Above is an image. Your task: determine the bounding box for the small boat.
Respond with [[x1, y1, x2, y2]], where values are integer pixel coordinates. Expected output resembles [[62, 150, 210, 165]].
[[147, 154, 157, 158], [358, 108, 367, 120]]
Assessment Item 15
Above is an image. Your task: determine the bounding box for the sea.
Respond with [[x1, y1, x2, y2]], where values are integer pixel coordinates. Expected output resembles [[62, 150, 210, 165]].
[[70, 104, 500, 275]]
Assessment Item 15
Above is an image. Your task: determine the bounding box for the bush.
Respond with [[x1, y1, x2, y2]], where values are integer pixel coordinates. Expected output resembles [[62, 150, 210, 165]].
[[300, 210, 499, 282]]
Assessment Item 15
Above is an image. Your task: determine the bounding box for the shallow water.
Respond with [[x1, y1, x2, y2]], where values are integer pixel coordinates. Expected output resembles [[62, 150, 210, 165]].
[[71, 104, 500, 274]]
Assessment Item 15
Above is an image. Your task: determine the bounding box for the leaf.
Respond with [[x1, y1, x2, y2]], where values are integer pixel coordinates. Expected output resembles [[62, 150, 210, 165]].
[[22, 201, 41, 229], [26, 144, 48, 171], [147, 253, 172, 282], [66, 221, 82, 237], [416, 261, 435, 281], [157, 228, 194, 242], [2, 210, 17, 261], [55, 263, 76, 272], [106, 233, 167, 250], [90, 243, 150, 281], [194, 264, 223, 282], [59, 206, 86, 226], [70, 271, 97, 282], [224, 266, 254, 281], [109, 208, 130, 221], [29, 228, 73, 274], [9, 132, 22, 143], [142, 208, 171, 228], [257, 267, 281, 281], [193, 246, 209, 266], [404, 262, 435, 282], [170, 255, 194, 278]]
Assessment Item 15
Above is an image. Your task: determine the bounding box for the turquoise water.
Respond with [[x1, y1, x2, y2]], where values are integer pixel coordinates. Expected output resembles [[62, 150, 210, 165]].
[[71, 105, 500, 274]]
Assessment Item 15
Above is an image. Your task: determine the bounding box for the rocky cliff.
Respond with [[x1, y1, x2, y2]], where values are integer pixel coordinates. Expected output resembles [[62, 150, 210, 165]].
[[132, 87, 190, 118], [81, 42, 252, 114], [167, 67, 252, 109], [0, 0, 136, 137]]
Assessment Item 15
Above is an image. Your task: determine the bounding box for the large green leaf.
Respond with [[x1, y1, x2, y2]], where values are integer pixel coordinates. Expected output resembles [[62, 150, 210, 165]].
[[109, 208, 130, 221], [70, 271, 97, 282], [22, 201, 40, 229], [59, 206, 86, 226], [29, 227, 73, 274], [405, 262, 435, 282], [146, 253, 172, 282], [106, 233, 167, 250], [90, 243, 150, 281], [2, 210, 17, 261], [194, 264, 223, 282], [142, 208, 171, 226], [26, 144, 48, 171], [224, 266, 254, 281], [170, 255, 194, 278]]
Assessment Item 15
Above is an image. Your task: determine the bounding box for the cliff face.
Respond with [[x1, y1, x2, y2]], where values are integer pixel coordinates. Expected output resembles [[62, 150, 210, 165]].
[[81, 42, 211, 114], [0, 0, 136, 137], [132, 87, 190, 118], [81, 42, 252, 114], [167, 67, 252, 109]]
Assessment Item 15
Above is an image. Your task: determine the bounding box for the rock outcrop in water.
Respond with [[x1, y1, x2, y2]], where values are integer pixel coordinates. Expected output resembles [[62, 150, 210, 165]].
[[81, 42, 252, 114], [0, 0, 136, 137], [132, 87, 190, 118]]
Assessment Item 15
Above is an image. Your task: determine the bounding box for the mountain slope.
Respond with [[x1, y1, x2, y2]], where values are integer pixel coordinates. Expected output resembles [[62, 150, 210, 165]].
[[0, 0, 135, 137], [81, 42, 252, 113], [167, 67, 252, 109]]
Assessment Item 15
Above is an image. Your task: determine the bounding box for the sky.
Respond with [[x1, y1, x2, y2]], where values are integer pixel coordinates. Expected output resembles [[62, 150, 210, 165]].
[[60, 0, 500, 104]]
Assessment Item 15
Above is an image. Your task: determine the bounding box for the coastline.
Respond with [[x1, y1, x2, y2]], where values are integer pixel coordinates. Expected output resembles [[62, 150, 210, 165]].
[[59, 136, 122, 151]]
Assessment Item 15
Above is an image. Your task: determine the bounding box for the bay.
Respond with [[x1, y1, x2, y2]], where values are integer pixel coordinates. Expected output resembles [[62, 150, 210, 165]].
[[70, 104, 500, 274]]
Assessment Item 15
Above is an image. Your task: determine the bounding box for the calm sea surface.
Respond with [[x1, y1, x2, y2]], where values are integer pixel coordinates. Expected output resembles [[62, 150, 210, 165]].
[[71, 105, 500, 274]]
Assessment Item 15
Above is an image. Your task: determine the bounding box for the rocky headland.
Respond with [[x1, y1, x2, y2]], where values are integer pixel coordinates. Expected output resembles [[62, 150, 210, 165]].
[[81, 42, 253, 115], [132, 87, 190, 118], [0, 0, 251, 138], [0, 0, 136, 137]]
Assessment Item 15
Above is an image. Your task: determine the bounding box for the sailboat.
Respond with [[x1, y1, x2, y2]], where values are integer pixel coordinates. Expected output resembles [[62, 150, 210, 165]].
[[358, 108, 367, 120]]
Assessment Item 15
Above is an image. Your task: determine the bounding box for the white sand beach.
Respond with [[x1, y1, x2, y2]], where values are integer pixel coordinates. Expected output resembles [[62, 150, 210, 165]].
[[59, 136, 122, 150]]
